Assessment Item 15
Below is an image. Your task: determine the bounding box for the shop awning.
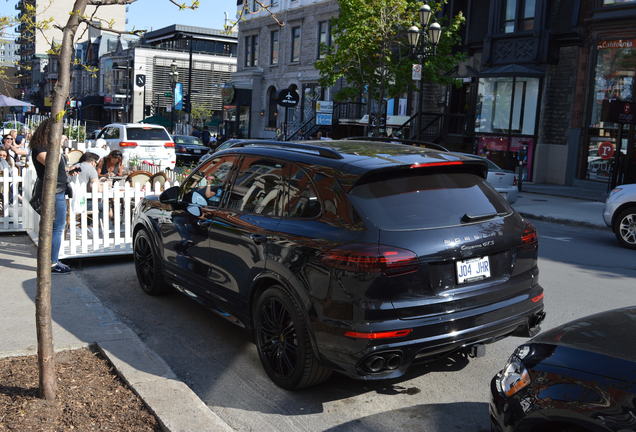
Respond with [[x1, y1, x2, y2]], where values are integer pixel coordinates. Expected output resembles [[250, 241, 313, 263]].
[[141, 114, 171, 127], [479, 64, 545, 77]]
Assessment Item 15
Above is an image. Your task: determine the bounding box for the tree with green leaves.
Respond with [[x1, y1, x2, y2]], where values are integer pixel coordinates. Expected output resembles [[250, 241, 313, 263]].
[[316, 0, 464, 136], [190, 103, 213, 127], [0, 0, 277, 403]]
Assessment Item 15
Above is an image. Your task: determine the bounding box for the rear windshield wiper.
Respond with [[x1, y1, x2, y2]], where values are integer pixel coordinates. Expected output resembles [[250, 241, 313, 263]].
[[461, 212, 499, 223]]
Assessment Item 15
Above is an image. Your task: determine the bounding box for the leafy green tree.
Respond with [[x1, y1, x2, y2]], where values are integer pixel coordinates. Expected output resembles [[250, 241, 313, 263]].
[[190, 103, 213, 127], [316, 0, 464, 135]]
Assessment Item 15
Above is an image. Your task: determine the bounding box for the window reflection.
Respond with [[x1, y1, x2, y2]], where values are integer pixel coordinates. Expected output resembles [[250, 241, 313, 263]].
[[227, 157, 286, 216]]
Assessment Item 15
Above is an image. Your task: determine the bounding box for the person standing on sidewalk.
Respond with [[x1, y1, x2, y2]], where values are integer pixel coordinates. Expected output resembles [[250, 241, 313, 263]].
[[30, 119, 72, 274]]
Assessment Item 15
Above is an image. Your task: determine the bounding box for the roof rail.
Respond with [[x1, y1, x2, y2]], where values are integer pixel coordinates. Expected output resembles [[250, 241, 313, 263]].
[[342, 136, 449, 152], [232, 140, 343, 159]]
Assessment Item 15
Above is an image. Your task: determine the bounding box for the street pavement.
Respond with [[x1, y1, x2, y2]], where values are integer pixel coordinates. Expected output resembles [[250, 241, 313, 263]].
[[0, 234, 233, 432], [71, 219, 636, 432], [2, 190, 633, 432]]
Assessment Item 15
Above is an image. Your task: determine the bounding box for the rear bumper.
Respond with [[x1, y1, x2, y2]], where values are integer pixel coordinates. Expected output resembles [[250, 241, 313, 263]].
[[313, 293, 545, 380]]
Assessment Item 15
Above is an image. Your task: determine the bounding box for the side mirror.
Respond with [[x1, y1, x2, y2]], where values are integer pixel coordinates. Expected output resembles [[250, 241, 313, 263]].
[[159, 185, 180, 204]]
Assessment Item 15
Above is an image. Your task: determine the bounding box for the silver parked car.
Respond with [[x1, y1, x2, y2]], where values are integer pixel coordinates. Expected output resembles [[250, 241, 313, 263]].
[[604, 183, 636, 249], [454, 153, 518, 203]]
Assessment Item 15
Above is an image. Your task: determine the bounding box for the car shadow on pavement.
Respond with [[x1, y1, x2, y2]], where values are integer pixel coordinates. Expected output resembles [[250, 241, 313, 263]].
[[66, 255, 491, 431], [324, 402, 490, 432]]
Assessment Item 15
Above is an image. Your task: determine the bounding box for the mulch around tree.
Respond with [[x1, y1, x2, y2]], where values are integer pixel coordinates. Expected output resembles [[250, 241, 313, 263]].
[[0, 347, 162, 432]]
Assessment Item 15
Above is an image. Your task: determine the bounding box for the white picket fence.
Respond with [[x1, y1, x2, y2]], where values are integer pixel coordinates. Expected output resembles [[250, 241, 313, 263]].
[[0, 165, 179, 259]]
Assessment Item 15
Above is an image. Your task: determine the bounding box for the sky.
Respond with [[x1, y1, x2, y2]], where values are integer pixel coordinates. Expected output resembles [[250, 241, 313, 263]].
[[0, 0, 237, 36]]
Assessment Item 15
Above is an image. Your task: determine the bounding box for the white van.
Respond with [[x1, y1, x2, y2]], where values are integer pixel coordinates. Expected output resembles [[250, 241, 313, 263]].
[[94, 123, 175, 170]]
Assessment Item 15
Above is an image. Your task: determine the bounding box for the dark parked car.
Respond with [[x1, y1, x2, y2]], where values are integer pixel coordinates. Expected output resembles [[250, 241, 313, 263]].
[[132, 140, 545, 389], [491, 307, 636, 432], [173, 135, 210, 165]]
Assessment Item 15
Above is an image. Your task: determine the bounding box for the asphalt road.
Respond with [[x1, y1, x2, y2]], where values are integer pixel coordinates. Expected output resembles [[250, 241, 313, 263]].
[[74, 220, 636, 432]]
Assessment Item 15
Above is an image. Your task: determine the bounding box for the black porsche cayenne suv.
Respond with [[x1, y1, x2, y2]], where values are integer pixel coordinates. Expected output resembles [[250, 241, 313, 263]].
[[132, 140, 545, 389]]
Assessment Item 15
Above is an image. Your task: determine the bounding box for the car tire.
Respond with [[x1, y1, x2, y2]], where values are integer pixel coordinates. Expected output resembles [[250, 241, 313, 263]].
[[254, 286, 331, 390], [612, 206, 636, 249], [133, 229, 170, 295]]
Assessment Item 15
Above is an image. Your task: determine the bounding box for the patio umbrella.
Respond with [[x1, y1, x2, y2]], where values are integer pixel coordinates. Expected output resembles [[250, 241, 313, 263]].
[[0, 95, 33, 107]]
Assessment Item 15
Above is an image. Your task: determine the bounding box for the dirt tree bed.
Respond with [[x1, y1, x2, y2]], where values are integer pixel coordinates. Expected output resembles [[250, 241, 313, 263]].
[[0, 347, 161, 431]]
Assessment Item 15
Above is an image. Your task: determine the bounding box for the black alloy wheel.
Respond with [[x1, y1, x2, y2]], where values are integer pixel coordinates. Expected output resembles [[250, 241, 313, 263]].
[[133, 229, 170, 295], [254, 286, 331, 390]]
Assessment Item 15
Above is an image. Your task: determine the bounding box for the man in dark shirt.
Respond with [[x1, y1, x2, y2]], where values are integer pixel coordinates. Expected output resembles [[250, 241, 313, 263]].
[[201, 126, 211, 148]]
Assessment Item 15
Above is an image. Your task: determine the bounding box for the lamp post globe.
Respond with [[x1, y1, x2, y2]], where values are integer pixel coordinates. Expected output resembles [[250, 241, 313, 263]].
[[428, 22, 442, 46], [407, 25, 421, 49], [419, 4, 431, 27]]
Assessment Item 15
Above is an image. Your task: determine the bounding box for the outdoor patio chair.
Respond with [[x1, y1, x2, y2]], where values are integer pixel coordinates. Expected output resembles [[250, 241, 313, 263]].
[[125, 170, 153, 188], [149, 171, 168, 189], [66, 149, 84, 166]]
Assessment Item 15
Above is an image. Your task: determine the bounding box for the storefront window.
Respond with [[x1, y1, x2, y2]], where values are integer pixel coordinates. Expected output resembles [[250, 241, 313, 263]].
[[474, 76, 540, 181], [603, 0, 636, 5], [584, 39, 636, 181], [475, 77, 539, 135]]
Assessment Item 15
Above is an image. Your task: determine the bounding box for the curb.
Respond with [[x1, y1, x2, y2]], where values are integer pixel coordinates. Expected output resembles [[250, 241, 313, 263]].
[[519, 212, 609, 230], [96, 342, 234, 432]]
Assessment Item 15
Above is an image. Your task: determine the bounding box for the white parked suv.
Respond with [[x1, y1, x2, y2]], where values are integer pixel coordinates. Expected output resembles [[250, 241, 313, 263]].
[[604, 183, 636, 249], [94, 123, 175, 170]]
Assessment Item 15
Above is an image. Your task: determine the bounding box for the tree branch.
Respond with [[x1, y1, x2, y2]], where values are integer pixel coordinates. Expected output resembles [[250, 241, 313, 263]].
[[79, 17, 145, 35], [87, 0, 137, 5]]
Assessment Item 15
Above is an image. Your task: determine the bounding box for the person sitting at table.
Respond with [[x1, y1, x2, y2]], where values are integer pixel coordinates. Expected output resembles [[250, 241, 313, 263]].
[[71, 152, 100, 192], [97, 150, 124, 177]]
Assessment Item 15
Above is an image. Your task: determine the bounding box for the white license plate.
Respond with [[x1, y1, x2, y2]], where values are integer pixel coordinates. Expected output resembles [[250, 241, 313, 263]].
[[193, 149, 201, 154], [456, 256, 491, 284], [144, 147, 157, 153]]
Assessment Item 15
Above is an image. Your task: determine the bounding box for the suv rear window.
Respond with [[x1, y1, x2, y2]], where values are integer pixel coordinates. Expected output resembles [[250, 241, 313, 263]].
[[349, 172, 510, 230], [126, 127, 170, 141]]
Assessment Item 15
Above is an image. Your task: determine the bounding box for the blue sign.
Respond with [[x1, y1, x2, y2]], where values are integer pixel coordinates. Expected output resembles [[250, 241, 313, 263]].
[[316, 112, 332, 126], [174, 83, 183, 111]]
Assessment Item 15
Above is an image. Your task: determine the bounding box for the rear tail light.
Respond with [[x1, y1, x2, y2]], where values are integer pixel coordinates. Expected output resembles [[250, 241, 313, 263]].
[[119, 141, 137, 147], [322, 244, 418, 276], [531, 293, 544, 303], [513, 176, 518, 186], [344, 329, 413, 339], [164, 142, 175, 148], [410, 161, 463, 169], [521, 222, 537, 245]]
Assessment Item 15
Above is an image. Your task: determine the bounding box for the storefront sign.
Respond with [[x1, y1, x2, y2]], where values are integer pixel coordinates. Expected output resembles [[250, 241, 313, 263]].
[[598, 141, 615, 160], [316, 100, 333, 113], [278, 89, 300, 107], [222, 85, 235, 105], [316, 112, 332, 126], [597, 39, 636, 50], [601, 100, 636, 124]]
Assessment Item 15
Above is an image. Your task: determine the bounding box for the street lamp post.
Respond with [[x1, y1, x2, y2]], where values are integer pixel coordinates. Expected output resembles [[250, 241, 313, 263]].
[[169, 59, 179, 134], [407, 3, 442, 141]]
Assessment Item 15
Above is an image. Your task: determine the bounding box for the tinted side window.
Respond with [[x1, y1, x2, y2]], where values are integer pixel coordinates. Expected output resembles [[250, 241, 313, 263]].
[[226, 157, 285, 216], [284, 165, 321, 218], [182, 156, 236, 207]]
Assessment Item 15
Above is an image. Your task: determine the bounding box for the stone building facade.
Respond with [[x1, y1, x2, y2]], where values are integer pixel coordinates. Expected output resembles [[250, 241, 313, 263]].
[[231, 0, 339, 139]]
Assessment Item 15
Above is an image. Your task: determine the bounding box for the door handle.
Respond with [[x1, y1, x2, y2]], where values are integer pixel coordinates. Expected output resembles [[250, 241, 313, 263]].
[[249, 234, 268, 244], [196, 219, 212, 228]]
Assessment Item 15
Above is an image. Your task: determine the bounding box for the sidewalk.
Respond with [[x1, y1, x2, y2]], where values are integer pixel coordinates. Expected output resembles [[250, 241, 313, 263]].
[[0, 233, 233, 432], [512, 192, 607, 229]]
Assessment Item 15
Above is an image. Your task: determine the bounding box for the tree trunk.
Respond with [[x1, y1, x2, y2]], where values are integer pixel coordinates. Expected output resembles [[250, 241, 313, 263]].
[[36, 0, 88, 401]]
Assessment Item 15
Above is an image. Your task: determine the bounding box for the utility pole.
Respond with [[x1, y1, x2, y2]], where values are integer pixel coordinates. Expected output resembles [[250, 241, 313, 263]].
[[186, 35, 193, 127]]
